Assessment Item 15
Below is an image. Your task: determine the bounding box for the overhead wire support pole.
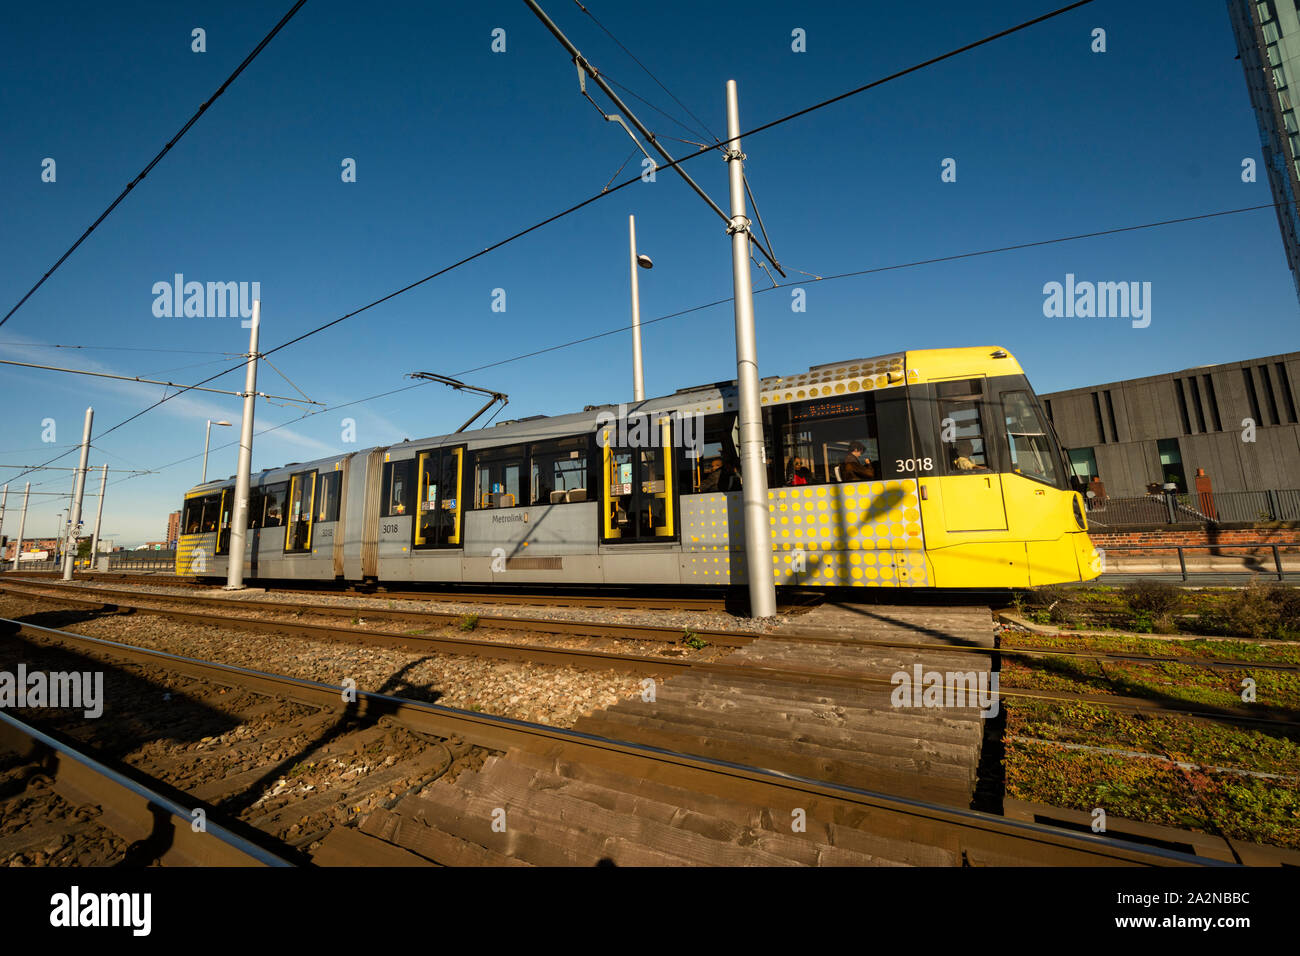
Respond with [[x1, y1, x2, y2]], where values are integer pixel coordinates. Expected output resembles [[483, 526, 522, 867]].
[[520, 0, 786, 278], [724, 81, 777, 619], [62, 407, 93, 581], [90, 464, 108, 568], [226, 301, 262, 590], [11, 483, 29, 570]]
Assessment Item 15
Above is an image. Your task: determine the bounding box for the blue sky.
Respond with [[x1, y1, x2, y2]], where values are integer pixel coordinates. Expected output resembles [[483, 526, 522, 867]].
[[1, 0, 1296, 545]]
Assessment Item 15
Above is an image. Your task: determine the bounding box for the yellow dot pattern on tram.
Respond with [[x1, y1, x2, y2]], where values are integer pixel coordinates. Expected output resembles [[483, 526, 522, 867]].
[[681, 478, 930, 587], [673, 354, 917, 420]]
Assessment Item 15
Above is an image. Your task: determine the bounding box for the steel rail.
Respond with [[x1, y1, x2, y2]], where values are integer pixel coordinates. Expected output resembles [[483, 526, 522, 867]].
[[0, 615, 1224, 866], [0, 709, 294, 867], [3, 571, 797, 612], [0, 583, 956, 690], [7, 578, 1294, 674], [8, 581, 1296, 732]]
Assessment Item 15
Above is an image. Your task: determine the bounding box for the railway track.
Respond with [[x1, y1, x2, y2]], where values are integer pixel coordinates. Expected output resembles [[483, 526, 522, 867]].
[[0, 614, 1229, 866], [4, 580, 1296, 729], [13, 578, 1292, 673], [0, 710, 293, 867], [0, 580, 984, 693], [4, 571, 821, 613]]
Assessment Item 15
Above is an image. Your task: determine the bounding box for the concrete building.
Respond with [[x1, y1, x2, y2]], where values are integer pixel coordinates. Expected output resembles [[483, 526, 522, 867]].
[[1228, 0, 1300, 305], [3, 537, 60, 561], [1040, 351, 1300, 497], [166, 510, 180, 547]]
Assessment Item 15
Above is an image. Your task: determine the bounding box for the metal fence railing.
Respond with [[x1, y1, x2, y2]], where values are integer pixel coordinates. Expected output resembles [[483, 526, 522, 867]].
[[1086, 488, 1300, 527], [105, 550, 176, 571], [5, 551, 175, 572], [1098, 542, 1298, 581]]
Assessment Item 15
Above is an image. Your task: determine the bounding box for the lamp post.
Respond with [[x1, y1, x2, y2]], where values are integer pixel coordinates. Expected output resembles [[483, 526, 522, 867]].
[[628, 214, 653, 402], [202, 419, 232, 483]]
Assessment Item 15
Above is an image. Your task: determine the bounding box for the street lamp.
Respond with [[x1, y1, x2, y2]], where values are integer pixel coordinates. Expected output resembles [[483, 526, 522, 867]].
[[629, 214, 654, 402], [202, 420, 232, 483]]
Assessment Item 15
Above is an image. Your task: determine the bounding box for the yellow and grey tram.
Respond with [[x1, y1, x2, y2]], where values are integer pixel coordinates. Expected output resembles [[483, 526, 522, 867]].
[[177, 346, 1099, 589]]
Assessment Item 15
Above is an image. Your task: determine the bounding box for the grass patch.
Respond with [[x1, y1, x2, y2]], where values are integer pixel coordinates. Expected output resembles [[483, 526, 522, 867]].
[[1005, 632, 1300, 666], [1014, 583, 1300, 641], [1006, 699, 1300, 775], [458, 613, 480, 632], [1005, 737, 1300, 850], [1000, 655, 1300, 711], [681, 628, 708, 650]]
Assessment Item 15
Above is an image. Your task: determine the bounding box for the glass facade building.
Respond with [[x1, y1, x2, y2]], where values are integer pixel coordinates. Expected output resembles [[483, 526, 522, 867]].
[[1227, 0, 1300, 304]]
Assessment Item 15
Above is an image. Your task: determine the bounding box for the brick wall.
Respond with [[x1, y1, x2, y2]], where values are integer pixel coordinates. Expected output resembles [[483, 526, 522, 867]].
[[1089, 527, 1300, 555]]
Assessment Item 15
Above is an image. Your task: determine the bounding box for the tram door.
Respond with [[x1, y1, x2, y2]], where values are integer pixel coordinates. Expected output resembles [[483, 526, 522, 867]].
[[414, 447, 464, 548], [215, 488, 232, 555], [934, 377, 1008, 532], [284, 471, 317, 553], [600, 418, 676, 542]]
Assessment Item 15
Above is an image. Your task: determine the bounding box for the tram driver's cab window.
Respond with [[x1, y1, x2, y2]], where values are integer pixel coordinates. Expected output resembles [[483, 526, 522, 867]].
[[1002, 390, 1060, 485], [937, 379, 991, 473], [772, 395, 878, 486]]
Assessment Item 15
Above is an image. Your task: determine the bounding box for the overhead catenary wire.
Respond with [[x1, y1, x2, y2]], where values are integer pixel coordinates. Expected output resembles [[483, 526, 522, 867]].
[[0, 359, 322, 405], [0, 342, 241, 356], [572, 0, 721, 145], [0, 0, 310, 331], [455, 199, 1290, 376], [7, 0, 1098, 487], [601, 73, 716, 147], [100, 380, 438, 492], [11, 192, 1283, 500]]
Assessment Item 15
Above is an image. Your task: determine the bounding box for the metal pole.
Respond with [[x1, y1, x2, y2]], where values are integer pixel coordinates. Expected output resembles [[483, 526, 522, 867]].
[[10, 483, 29, 570], [0, 484, 7, 555], [62, 407, 93, 580], [226, 300, 261, 590], [90, 463, 108, 568], [629, 215, 646, 402], [520, 0, 784, 277], [724, 80, 776, 619], [203, 420, 213, 484]]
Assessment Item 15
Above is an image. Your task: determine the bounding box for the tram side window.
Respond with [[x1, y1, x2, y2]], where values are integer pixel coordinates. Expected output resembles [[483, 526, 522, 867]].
[[529, 437, 589, 504], [681, 412, 743, 494], [474, 445, 524, 508], [183, 498, 204, 534], [938, 379, 991, 474], [248, 487, 265, 528], [196, 493, 221, 533], [382, 460, 413, 517], [316, 471, 341, 522], [262, 482, 288, 528], [773, 395, 878, 486], [1002, 390, 1059, 486]]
